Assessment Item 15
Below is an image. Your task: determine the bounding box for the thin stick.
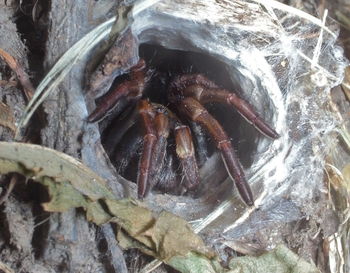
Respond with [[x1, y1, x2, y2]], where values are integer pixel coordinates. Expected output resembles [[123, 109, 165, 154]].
[[311, 9, 328, 69], [0, 175, 17, 205]]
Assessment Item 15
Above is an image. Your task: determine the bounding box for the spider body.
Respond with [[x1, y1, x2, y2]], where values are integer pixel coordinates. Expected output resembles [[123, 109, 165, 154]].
[[88, 58, 279, 205]]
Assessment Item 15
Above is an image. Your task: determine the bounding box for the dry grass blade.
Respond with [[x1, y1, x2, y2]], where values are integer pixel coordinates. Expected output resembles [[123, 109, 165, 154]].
[[0, 261, 14, 273], [0, 48, 34, 100]]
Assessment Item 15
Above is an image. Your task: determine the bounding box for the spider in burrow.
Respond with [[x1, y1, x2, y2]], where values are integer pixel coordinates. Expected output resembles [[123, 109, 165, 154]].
[[87, 58, 279, 206]]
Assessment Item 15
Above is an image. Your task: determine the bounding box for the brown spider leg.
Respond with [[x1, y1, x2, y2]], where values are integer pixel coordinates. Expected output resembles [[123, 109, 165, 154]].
[[188, 121, 210, 166], [137, 100, 157, 198], [151, 103, 201, 191], [148, 112, 170, 184], [182, 84, 279, 139], [170, 73, 219, 90], [178, 97, 254, 205], [88, 59, 146, 122], [147, 103, 200, 192], [174, 125, 200, 190], [168, 74, 219, 103], [156, 153, 179, 193]]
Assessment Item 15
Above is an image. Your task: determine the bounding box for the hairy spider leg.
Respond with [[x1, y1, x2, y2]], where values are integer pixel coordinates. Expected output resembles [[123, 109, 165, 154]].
[[147, 111, 170, 191], [88, 59, 146, 122], [156, 152, 179, 193], [150, 103, 201, 193], [188, 121, 210, 166], [170, 73, 219, 91], [178, 97, 254, 206], [181, 84, 279, 139], [137, 99, 158, 198], [174, 125, 201, 190]]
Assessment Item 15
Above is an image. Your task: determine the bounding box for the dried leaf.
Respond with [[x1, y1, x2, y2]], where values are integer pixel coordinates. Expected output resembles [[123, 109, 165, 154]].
[[151, 211, 214, 261], [0, 102, 16, 133], [87, 29, 138, 98], [0, 47, 34, 100], [228, 245, 320, 273], [169, 253, 222, 273], [86, 201, 113, 225], [0, 142, 322, 273], [40, 177, 89, 212], [106, 199, 154, 238], [0, 142, 214, 265], [0, 142, 115, 200], [110, 203, 214, 261], [117, 229, 157, 257]]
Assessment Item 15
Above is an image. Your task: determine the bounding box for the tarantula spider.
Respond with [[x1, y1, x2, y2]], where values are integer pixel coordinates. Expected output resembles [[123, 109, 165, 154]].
[[88, 59, 279, 206]]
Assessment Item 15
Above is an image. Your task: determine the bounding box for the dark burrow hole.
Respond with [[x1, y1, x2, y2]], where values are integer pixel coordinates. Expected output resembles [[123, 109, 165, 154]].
[[13, 0, 50, 83], [12, 0, 51, 143], [99, 44, 259, 196]]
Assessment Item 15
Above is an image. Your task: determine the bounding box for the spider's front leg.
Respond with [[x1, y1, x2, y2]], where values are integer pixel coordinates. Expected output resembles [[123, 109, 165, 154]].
[[151, 104, 201, 193], [88, 59, 147, 122], [178, 97, 254, 206], [136, 100, 201, 197], [172, 74, 279, 139], [148, 110, 170, 188], [137, 100, 158, 198], [137, 100, 176, 198]]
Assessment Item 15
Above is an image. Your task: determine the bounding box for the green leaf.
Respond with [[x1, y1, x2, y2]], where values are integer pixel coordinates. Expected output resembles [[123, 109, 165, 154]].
[[228, 245, 320, 273]]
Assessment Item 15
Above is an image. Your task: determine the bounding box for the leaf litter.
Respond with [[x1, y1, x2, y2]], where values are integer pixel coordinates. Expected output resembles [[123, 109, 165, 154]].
[[0, 141, 321, 273]]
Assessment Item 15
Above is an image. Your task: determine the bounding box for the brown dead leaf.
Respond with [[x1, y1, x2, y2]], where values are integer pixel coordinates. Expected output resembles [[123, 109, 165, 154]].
[[0, 142, 115, 200], [0, 142, 322, 273], [106, 199, 156, 250], [151, 211, 214, 262], [0, 47, 34, 100], [87, 29, 138, 98], [0, 142, 213, 263], [106, 198, 214, 262]]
